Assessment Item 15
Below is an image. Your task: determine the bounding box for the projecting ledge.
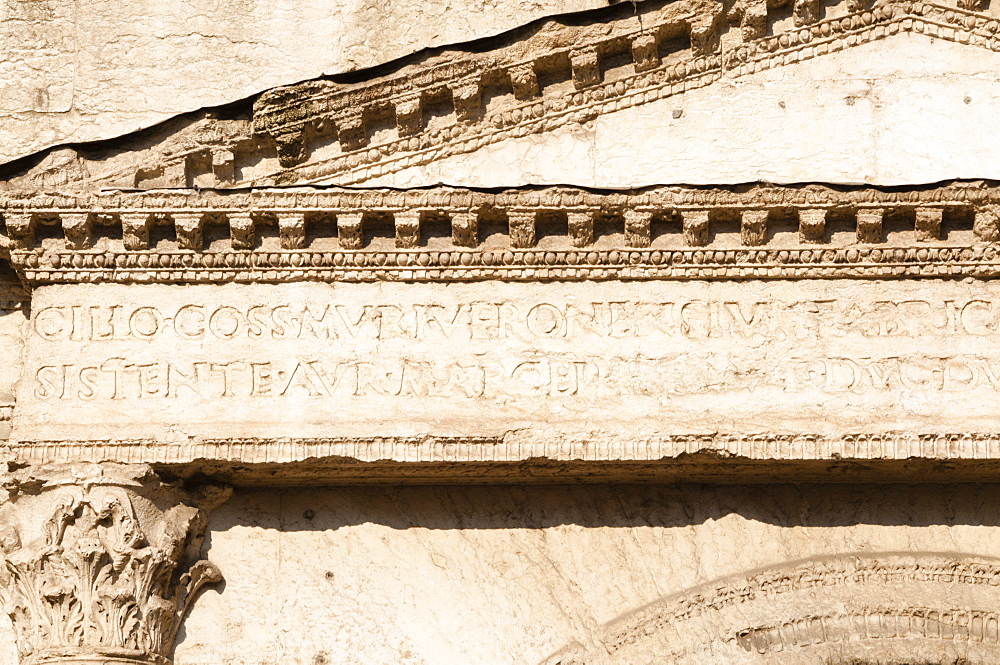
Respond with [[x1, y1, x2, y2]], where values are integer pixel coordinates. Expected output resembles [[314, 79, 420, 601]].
[[6, 436, 1000, 486]]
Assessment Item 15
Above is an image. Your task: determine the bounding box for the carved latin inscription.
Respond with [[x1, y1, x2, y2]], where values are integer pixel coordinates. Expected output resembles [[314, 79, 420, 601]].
[[31, 355, 1000, 403], [29, 298, 1000, 342], [17, 280, 1000, 442]]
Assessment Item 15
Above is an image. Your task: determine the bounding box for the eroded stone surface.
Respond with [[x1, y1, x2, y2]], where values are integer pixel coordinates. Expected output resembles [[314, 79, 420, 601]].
[[0, 269, 29, 440], [56, 483, 1000, 665], [0, 463, 229, 665], [12, 0, 1000, 190], [6, 182, 1000, 287], [360, 33, 1000, 188], [3, 0, 1000, 663], [0, 0, 612, 165], [14, 280, 1000, 459]]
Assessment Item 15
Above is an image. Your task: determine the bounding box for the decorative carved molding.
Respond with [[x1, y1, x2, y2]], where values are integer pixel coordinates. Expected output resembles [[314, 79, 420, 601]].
[[542, 552, 1000, 664], [247, 0, 1000, 187], [1, 117, 256, 193], [251, 0, 716, 169], [0, 464, 230, 665], [5, 0, 998, 190], [14, 243, 1000, 283], [3, 181, 1000, 283], [8, 432, 1000, 467]]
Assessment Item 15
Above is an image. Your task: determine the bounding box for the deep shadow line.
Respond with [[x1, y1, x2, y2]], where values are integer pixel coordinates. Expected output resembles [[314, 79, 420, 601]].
[[203, 482, 1000, 533]]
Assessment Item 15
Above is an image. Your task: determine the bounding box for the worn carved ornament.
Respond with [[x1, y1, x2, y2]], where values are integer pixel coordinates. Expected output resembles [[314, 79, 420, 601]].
[[0, 464, 228, 665], [3, 181, 1000, 284], [542, 552, 1000, 664], [5, 0, 999, 190]]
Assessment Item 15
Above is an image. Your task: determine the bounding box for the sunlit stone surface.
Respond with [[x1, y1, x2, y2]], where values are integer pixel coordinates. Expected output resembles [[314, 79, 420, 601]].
[[3, 0, 1000, 663]]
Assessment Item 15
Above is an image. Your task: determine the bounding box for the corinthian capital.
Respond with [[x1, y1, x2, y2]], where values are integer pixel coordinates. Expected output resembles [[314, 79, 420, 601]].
[[0, 463, 230, 665]]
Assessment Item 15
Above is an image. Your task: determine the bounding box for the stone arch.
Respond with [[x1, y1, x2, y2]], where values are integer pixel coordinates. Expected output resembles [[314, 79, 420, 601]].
[[542, 552, 1000, 665]]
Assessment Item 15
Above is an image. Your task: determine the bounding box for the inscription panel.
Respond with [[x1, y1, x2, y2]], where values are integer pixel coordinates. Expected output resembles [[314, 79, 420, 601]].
[[15, 280, 1000, 444]]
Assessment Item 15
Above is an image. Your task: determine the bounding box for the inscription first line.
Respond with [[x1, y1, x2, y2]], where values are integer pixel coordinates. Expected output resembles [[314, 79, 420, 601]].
[[30, 299, 1000, 342]]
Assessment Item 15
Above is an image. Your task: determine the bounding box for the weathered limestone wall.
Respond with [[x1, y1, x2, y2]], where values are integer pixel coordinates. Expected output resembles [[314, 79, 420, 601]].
[[360, 34, 1000, 188], [10, 0, 1000, 190], [5, 0, 1000, 662], [0, 272, 27, 440], [0, 0, 608, 164], [2, 482, 994, 665]]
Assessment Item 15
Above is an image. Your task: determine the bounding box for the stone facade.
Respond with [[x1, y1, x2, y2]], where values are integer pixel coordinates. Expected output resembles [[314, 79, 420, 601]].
[[2, 0, 1000, 663]]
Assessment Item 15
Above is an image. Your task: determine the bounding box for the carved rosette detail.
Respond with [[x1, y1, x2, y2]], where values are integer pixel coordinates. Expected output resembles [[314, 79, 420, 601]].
[[0, 464, 228, 665]]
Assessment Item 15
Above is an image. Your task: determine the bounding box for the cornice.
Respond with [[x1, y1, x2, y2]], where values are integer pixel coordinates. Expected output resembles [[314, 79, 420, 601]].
[[249, 0, 1000, 187], [6, 0, 996, 191], [3, 181, 1000, 284]]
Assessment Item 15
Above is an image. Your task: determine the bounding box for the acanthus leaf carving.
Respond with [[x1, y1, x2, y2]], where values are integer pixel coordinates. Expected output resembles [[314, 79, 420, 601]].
[[0, 463, 230, 665]]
